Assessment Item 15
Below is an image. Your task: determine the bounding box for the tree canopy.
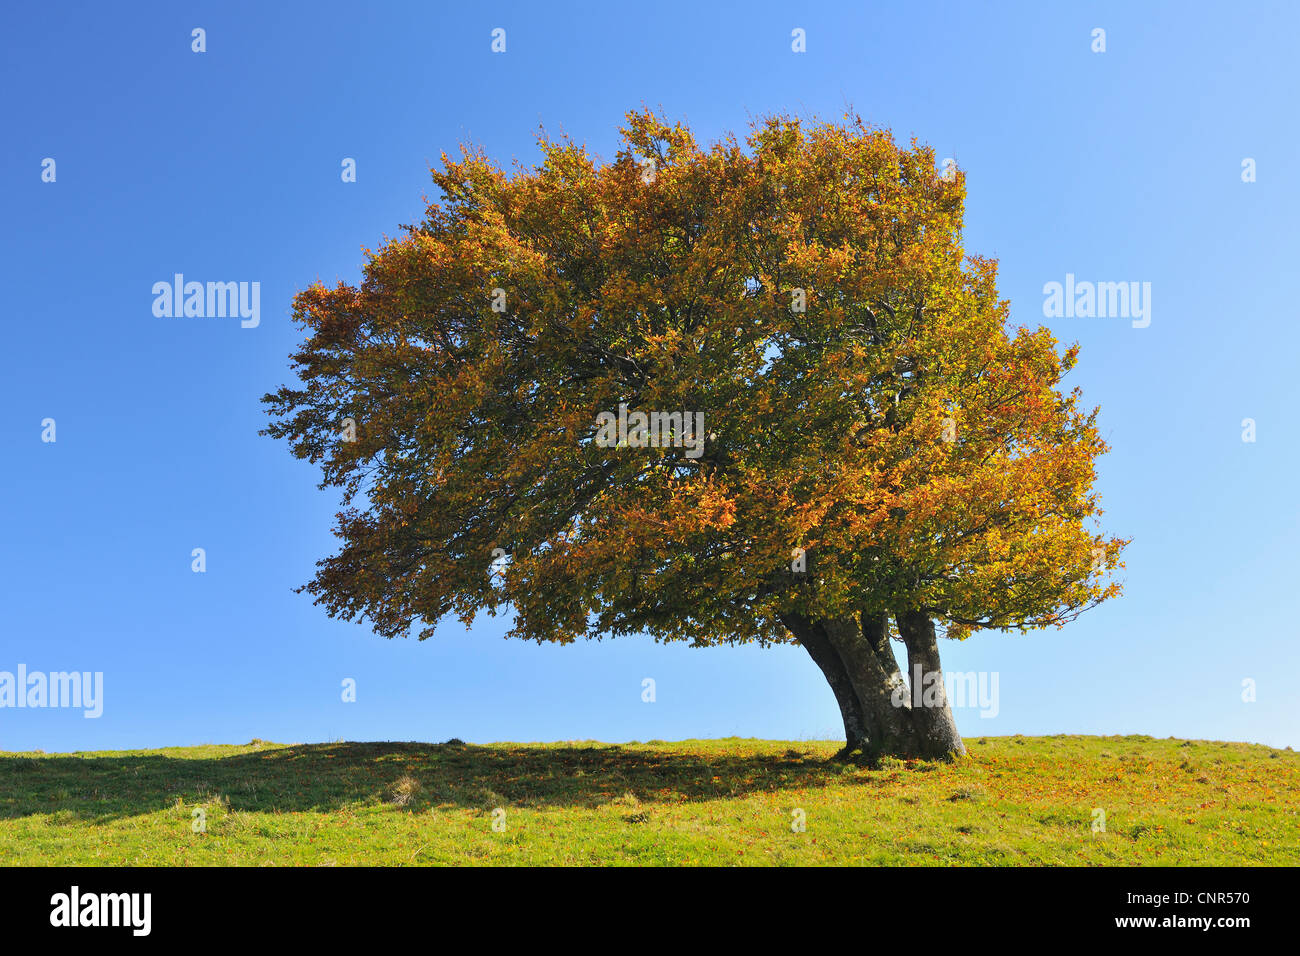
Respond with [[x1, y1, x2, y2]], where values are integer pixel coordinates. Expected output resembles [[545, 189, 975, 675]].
[[263, 109, 1125, 659]]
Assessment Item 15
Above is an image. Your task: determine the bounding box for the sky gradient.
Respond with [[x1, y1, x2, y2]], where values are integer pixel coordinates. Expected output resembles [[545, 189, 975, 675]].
[[3, 0, 1298, 752]]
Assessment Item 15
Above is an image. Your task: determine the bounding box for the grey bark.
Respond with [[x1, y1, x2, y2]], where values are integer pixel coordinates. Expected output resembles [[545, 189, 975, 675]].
[[784, 613, 868, 750], [784, 609, 965, 761], [895, 609, 967, 759]]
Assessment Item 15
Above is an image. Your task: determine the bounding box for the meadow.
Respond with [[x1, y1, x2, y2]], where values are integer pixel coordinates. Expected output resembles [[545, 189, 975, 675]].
[[1, 735, 1296, 866]]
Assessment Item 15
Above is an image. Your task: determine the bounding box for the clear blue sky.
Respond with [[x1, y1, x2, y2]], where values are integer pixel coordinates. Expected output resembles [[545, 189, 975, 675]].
[[3, 0, 1297, 753]]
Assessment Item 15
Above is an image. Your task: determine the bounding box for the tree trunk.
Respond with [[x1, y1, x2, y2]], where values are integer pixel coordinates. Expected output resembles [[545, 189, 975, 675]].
[[895, 610, 967, 759], [792, 617, 868, 750], [782, 610, 965, 762]]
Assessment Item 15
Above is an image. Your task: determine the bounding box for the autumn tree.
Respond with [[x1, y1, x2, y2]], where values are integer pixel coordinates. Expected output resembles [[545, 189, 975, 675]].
[[263, 110, 1125, 761]]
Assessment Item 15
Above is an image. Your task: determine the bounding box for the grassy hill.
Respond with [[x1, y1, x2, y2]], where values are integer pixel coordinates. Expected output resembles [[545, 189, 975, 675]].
[[1, 735, 1296, 865]]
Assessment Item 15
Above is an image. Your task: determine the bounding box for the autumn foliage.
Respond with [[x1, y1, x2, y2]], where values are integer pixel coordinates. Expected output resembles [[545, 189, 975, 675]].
[[263, 109, 1125, 758]]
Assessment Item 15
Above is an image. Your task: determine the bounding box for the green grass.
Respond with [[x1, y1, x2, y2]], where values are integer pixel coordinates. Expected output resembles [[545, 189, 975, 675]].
[[1, 735, 1297, 865]]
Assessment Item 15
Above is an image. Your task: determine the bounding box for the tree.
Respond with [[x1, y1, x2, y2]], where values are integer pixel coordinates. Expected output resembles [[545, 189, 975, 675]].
[[262, 110, 1126, 761]]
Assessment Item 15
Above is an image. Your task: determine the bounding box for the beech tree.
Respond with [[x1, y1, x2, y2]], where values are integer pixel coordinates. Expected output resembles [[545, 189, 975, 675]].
[[263, 110, 1126, 761]]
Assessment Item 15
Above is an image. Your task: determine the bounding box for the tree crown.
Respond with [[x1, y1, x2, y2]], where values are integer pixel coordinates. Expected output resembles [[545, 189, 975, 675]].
[[263, 109, 1126, 646]]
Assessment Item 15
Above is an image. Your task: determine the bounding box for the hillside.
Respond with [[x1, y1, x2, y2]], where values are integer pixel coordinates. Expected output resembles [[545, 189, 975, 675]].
[[1, 735, 1296, 865]]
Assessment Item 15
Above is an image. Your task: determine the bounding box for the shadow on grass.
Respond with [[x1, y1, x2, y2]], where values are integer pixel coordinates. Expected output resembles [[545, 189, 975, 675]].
[[0, 741, 855, 822]]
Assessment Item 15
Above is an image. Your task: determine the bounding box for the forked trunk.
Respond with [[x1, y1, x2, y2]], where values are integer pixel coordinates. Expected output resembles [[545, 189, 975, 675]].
[[781, 610, 966, 762]]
